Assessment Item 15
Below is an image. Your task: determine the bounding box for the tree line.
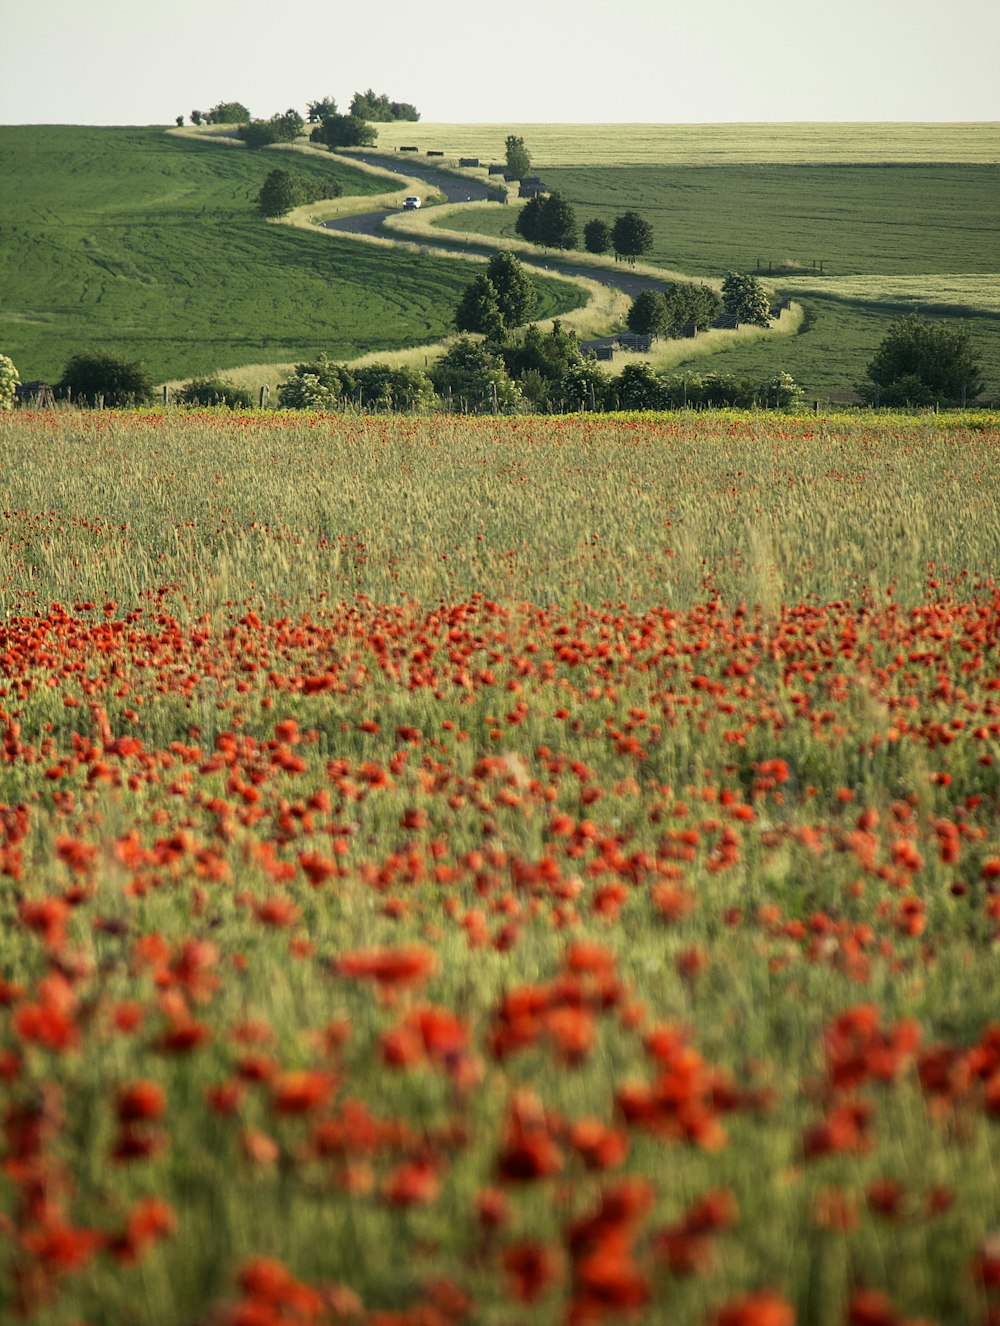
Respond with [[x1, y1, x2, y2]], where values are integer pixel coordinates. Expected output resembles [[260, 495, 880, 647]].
[[178, 90, 419, 150]]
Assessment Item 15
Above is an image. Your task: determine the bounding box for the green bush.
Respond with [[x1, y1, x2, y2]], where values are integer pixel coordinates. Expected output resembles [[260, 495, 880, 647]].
[[57, 351, 155, 406], [0, 353, 19, 409], [175, 376, 254, 409]]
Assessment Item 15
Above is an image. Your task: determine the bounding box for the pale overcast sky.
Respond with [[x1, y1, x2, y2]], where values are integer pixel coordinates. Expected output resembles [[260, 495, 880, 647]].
[[2, 0, 998, 125]]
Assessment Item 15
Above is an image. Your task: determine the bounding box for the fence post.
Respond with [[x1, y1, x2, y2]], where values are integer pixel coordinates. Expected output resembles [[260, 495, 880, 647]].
[[813, 400, 819, 416], [259, 385, 269, 409], [163, 385, 168, 406]]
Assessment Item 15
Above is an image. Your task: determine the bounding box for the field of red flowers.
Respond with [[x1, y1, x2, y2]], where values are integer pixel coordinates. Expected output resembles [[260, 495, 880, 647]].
[[1, 409, 1000, 1325]]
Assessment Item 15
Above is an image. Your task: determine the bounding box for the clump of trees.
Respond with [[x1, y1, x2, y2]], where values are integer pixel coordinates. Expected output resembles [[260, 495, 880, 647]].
[[277, 356, 435, 412], [257, 169, 342, 218], [349, 90, 420, 122], [57, 352, 155, 406], [626, 283, 723, 337], [189, 102, 252, 126], [0, 354, 19, 409], [721, 272, 772, 327], [237, 110, 305, 150], [859, 313, 983, 405], [310, 114, 378, 149]]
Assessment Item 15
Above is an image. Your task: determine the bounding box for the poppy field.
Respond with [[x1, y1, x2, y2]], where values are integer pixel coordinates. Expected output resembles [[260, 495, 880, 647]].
[[2, 408, 1000, 1326]]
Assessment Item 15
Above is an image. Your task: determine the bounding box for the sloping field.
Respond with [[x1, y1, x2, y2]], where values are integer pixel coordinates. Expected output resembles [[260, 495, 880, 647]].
[[0, 127, 582, 384], [367, 121, 1000, 166]]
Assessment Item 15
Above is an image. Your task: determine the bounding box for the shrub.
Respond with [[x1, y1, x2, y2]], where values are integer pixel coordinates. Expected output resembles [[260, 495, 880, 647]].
[[310, 115, 377, 149], [0, 354, 19, 410], [859, 313, 984, 406], [278, 356, 355, 410], [175, 376, 254, 409], [430, 338, 523, 413], [57, 352, 155, 406]]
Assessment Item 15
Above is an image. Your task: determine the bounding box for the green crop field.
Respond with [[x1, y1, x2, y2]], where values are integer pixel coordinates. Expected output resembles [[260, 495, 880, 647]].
[[0, 127, 582, 385]]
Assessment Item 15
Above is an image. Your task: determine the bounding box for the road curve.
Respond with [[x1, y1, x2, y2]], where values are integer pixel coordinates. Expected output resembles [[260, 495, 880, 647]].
[[318, 152, 668, 319]]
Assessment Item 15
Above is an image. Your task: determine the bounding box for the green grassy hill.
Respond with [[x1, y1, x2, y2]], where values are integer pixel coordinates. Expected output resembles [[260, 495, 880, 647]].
[[0, 126, 581, 385]]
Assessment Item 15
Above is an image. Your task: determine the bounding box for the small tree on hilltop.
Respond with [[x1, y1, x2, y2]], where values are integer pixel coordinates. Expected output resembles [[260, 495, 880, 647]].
[[721, 272, 771, 327], [583, 219, 612, 255], [486, 253, 537, 329], [206, 102, 251, 125], [191, 110, 203, 126], [505, 135, 532, 180], [860, 313, 984, 406], [612, 212, 654, 265], [311, 114, 378, 149]]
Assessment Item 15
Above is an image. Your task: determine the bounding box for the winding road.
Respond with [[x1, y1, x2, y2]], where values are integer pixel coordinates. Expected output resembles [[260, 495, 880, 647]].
[[317, 151, 672, 347]]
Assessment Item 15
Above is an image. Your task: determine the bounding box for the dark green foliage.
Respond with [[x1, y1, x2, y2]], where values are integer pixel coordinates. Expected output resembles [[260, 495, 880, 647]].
[[455, 275, 506, 342], [258, 169, 343, 217], [190, 110, 203, 126], [205, 102, 251, 125], [57, 351, 155, 406], [485, 253, 537, 329], [627, 290, 669, 336], [611, 211, 654, 262], [505, 136, 531, 181], [175, 116, 184, 128], [258, 170, 299, 218], [306, 98, 338, 124], [278, 355, 355, 410], [353, 364, 436, 411], [583, 219, 612, 254], [721, 272, 772, 327], [559, 361, 611, 410], [429, 337, 523, 412], [310, 115, 378, 149], [663, 282, 722, 333], [617, 363, 664, 409], [514, 192, 578, 249], [515, 195, 545, 244], [175, 376, 254, 408], [860, 313, 984, 404], [238, 110, 303, 150], [349, 91, 420, 122], [502, 321, 582, 384]]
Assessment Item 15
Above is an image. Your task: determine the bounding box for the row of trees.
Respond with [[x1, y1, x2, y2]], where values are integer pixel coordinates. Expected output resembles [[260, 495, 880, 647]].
[[180, 92, 419, 131], [514, 195, 656, 264], [277, 334, 807, 414], [627, 284, 723, 337]]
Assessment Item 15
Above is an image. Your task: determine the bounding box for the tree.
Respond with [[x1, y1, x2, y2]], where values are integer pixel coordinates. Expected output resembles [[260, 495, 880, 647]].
[[389, 101, 420, 122], [206, 102, 251, 125], [627, 290, 669, 336], [537, 192, 577, 250], [861, 313, 984, 406], [583, 219, 612, 255], [617, 363, 666, 410], [485, 253, 537, 329], [175, 115, 185, 128], [663, 282, 722, 335], [611, 212, 654, 264], [515, 195, 545, 245], [455, 276, 506, 342], [430, 338, 523, 413], [310, 114, 378, 149], [57, 352, 155, 407], [191, 110, 203, 126], [515, 194, 577, 250], [0, 354, 19, 410], [721, 272, 771, 328], [353, 364, 435, 412], [258, 170, 299, 218], [307, 97, 338, 124], [350, 89, 391, 120], [505, 136, 531, 180], [238, 110, 303, 149], [278, 355, 355, 410], [560, 361, 610, 411], [503, 321, 582, 384]]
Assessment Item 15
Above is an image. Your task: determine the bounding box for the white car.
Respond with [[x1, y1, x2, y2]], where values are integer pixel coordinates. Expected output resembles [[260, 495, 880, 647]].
[[403, 196, 422, 210]]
